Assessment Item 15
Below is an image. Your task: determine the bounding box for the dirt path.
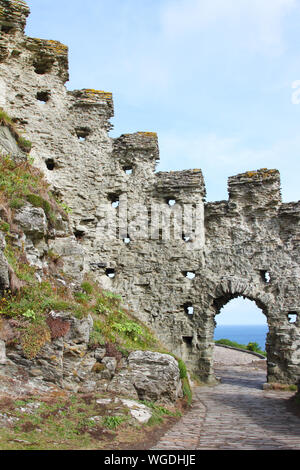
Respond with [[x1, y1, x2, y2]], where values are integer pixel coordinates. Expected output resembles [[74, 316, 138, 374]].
[[151, 350, 300, 450]]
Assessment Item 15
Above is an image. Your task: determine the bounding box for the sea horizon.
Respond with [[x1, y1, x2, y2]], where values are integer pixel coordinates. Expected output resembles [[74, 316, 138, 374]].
[[214, 324, 268, 351]]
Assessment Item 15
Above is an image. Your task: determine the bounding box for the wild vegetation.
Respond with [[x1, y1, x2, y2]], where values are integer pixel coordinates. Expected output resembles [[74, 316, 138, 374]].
[[0, 393, 183, 450], [0, 108, 32, 153], [0, 154, 164, 359]]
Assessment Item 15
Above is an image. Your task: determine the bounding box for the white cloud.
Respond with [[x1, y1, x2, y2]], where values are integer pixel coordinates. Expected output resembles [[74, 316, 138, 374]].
[[157, 130, 300, 202], [161, 0, 297, 54]]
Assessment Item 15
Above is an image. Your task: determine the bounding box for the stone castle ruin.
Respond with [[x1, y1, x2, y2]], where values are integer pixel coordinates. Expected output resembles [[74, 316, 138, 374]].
[[0, 0, 299, 385]]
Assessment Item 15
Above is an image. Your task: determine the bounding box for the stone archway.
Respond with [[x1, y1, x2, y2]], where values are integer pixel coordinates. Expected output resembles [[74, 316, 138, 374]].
[[214, 297, 268, 350], [213, 294, 269, 380], [197, 278, 299, 385]]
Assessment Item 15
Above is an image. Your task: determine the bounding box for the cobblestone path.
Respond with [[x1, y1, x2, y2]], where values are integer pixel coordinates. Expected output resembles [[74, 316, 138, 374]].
[[151, 365, 300, 450]]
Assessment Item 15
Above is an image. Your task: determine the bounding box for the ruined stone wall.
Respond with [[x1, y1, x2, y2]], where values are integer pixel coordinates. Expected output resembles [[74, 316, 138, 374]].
[[0, 0, 299, 384]]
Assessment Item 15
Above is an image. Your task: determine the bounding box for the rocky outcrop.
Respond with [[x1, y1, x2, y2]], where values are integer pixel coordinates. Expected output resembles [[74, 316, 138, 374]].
[[0, 312, 183, 404], [14, 205, 47, 239], [0, 126, 27, 161], [108, 351, 183, 404]]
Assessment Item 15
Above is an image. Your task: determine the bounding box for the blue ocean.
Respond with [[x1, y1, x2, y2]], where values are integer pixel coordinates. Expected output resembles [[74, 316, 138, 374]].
[[214, 325, 268, 351]]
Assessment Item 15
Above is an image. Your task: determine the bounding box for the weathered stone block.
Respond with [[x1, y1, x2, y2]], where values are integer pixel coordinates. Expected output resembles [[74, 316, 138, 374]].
[[14, 205, 47, 238]]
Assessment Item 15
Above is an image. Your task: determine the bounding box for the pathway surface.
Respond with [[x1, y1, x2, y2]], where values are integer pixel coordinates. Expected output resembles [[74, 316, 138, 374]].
[[151, 349, 300, 450]]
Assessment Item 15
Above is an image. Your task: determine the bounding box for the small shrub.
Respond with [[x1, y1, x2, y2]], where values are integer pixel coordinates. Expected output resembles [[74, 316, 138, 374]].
[[0, 109, 14, 126], [0, 109, 32, 153], [182, 377, 192, 406], [46, 315, 71, 340], [26, 193, 51, 215], [9, 197, 25, 210], [89, 321, 106, 348], [146, 415, 163, 426], [94, 299, 109, 315], [112, 319, 143, 342], [81, 282, 93, 295], [74, 291, 90, 303], [92, 363, 105, 373], [247, 342, 260, 352], [102, 416, 126, 430], [169, 355, 192, 406], [20, 321, 51, 359], [177, 358, 188, 380], [103, 291, 122, 301], [142, 401, 181, 426], [22, 309, 36, 321], [17, 137, 32, 153], [0, 221, 10, 233]]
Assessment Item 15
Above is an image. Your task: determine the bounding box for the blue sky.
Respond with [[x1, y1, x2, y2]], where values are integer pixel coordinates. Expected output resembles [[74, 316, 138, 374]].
[[24, 0, 300, 325], [215, 298, 266, 326]]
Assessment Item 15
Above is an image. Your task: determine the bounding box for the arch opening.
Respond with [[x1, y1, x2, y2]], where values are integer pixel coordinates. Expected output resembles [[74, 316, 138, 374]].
[[213, 296, 268, 379]]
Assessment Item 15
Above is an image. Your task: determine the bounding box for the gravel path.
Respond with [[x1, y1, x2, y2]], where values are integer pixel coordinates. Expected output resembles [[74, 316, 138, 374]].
[[151, 346, 300, 451], [213, 344, 265, 366]]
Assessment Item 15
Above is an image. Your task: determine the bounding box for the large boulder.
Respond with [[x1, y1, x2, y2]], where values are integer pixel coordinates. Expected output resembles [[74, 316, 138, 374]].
[[48, 237, 85, 285], [108, 351, 183, 404], [14, 205, 47, 239]]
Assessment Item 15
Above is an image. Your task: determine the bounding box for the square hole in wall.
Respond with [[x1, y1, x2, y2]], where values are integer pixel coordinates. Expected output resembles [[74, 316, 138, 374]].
[[182, 234, 191, 243], [45, 158, 56, 171], [75, 127, 91, 141], [108, 193, 120, 208], [74, 229, 85, 240], [33, 57, 55, 75], [183, 303, 194, 317], [36, 91, 50, 103], [183, 271, 196, 280], [106, 268, 116, 279], [288, 312, 298, 324], [1, 25, 14, 34], [166, 198, 176, 207], [123, 166, 133, 175], [260, 270, 271, 283], [182, 336, 193, 348]]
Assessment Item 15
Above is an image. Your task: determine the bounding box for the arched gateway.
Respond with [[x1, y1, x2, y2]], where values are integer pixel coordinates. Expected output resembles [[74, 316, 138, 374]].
[[194, 279, 299, 385]]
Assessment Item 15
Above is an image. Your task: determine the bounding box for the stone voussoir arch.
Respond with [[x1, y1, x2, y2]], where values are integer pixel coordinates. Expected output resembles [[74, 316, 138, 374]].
[[213, 277, 270, 316], [204, 277, 293, 385]]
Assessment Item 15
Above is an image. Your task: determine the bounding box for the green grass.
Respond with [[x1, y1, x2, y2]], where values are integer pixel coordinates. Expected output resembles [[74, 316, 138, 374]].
[[139, 400, 181, 426], [215, 338, 267, 357], [0, 394, 122, 450], [167, 355, 193, 406], [102, 416, 127, 430], [0, 391, 184, 450], [0, 268, 160, 359], [0, 108, 32, 153], [0, 154, 68, 230]]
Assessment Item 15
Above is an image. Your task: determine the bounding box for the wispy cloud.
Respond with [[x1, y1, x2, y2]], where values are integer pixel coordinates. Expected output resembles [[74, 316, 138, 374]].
[[160, 0, 297, 54]]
